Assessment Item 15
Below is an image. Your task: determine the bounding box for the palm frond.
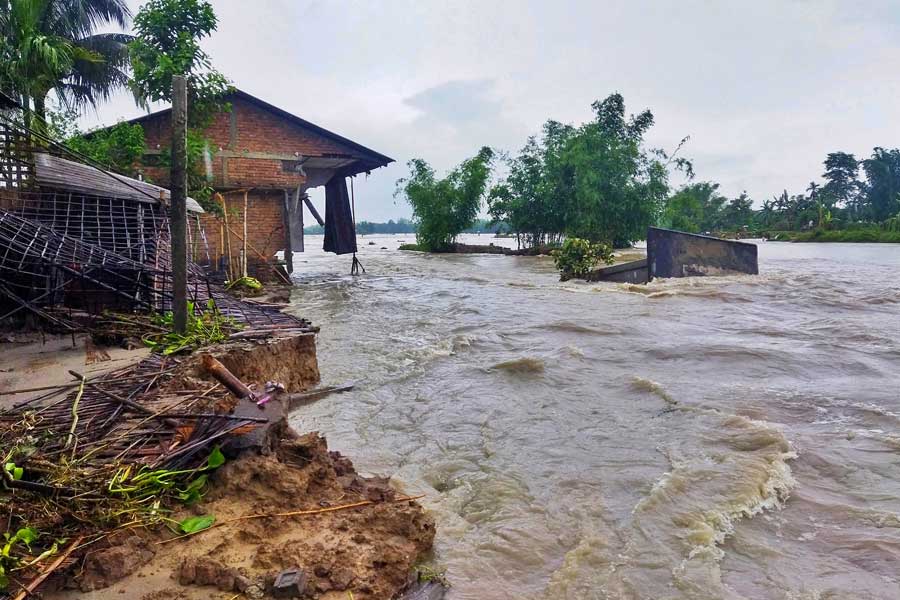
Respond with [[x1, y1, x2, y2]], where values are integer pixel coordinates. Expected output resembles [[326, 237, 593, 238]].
[[44, 0, 131, 37]]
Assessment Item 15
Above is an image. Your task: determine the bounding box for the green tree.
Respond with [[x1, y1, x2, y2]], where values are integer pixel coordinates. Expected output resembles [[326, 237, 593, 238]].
[[758, 198, 776, 229], [662, 186, 704, 232], [488, 134, 565, 248], [862, 148, 900, 222], [557, 94, 687, 247], [0, 0, 132, 126], [68, 121, 145, 176], [822, 152, 861, 214], [662, 182, 726, 232], [128, 0, 230, 120], [720, 192, 754, 230], [129, 0, 231, 213], [395, 147, 495, 251]]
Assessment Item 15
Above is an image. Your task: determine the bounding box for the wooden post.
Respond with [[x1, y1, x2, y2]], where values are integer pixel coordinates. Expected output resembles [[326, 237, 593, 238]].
[[282, 189, 293, 274], [170, 75, 188, 333], [242, 190, 248, 278], [219, 192, 234, 282]]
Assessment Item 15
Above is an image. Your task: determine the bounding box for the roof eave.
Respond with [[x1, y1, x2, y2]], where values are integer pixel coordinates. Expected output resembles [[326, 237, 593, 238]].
[[98, 89, 394, 169]]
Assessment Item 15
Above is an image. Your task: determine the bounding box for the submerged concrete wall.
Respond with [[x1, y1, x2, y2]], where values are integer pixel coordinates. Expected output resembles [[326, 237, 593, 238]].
[[647, 227, 758, 279], [586, 258, 649, 283]]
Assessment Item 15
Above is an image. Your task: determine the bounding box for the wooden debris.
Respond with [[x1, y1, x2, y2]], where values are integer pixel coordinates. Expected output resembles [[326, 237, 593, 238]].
[[201, 354, 253, 400], [283, 383, 355, 409], [12, 536, 84, 600]]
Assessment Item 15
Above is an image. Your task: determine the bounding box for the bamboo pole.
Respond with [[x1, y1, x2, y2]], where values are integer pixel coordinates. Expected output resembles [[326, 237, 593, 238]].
[[219, 221, 225, 274], [242, 190, 248, 277], [220, 222, 290, 284], [218, 193, 234, 282], [201, 354, 252, 399]]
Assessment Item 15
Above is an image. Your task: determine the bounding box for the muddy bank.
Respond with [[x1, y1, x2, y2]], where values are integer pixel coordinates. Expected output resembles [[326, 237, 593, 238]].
[[3, 330, 436, 600], [55, 431, 434, 600]]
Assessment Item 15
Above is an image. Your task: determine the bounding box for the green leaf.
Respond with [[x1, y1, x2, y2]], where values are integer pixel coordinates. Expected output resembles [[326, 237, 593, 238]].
[[178, 514, 214, 534], [206, 447, 225, 469], [177, 474, 207, 505], [4, 462, 22, 480], [25, 541, 59, 566], [14, 528, 37, 547]]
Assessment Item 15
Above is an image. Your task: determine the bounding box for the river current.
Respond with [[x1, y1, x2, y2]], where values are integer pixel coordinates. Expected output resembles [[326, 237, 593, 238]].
[[285, 234, 900, 600]]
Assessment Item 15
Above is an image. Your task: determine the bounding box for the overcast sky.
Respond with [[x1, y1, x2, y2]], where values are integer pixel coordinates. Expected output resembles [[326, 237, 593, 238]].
[[85, 0, 900, 222]]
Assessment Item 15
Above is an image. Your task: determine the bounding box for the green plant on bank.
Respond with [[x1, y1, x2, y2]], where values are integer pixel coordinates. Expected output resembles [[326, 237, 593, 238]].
[[0, 526, 38, 589], [552, 237, 614, 279], [3, 461, 23, 482], [225, 275, 263, 294], [107, 447, 224, 535], [108, 446, 223, 501], [883, 211, 900, 232], [144, 300, 238, 355]]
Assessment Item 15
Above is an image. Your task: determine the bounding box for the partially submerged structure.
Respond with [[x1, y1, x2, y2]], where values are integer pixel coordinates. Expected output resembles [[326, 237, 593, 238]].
[[589, 227, 759, 283], [0, 109, 299, 331], [118, 89, 394, 277]]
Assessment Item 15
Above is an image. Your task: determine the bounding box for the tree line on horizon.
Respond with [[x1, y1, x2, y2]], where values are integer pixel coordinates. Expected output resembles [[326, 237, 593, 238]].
[[303, 217, 503, 236], [666, 150, 900, 237]]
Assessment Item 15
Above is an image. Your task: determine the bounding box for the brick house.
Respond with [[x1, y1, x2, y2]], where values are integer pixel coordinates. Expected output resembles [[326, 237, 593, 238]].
[[125, 89, 393, 278]]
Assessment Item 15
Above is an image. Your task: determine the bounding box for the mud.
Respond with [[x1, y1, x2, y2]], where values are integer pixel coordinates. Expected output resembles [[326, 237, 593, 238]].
[[36, 332, 433, 600], [52, 430, 434, 600]]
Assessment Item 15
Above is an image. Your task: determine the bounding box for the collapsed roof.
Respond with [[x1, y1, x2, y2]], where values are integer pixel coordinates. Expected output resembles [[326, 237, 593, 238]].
[[34, 152, 204, 213]]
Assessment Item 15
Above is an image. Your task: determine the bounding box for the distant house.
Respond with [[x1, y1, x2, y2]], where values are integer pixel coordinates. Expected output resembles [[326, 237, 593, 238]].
[[121, 89, 393, 278]]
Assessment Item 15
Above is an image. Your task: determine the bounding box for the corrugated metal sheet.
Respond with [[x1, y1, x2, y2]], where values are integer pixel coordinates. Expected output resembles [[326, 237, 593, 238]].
[[34, 152, 204, 213]]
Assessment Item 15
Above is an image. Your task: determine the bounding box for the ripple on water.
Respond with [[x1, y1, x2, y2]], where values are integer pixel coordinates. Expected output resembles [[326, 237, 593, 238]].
[[287, 237, 900, 600]]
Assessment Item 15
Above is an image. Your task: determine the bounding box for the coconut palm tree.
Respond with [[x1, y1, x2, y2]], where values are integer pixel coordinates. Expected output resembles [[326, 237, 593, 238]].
[[0, 0, 132, 129]]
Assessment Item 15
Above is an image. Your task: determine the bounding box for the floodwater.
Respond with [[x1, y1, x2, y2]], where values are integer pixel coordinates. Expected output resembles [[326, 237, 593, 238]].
[[285, 234, 900, 600]]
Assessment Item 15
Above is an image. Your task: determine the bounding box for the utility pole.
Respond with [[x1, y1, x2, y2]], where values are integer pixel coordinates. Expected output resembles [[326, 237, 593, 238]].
[[170, 75, 188, 333]]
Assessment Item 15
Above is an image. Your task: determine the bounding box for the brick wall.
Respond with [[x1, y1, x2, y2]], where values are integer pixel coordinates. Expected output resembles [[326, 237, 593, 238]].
[[195, 190, 285, 275], [139, 95, 354, 189], [135, 92, 366, 278]]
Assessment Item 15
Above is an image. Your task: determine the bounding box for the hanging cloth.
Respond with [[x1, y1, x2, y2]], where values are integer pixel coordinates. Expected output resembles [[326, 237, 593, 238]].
[[323, 175, 357, 255]]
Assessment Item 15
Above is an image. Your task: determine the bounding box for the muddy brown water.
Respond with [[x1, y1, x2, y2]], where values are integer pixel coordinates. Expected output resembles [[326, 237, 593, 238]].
[[286, 235, 900, 600]]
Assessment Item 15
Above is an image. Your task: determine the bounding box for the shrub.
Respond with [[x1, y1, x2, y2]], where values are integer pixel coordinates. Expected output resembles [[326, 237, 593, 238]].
[[395, 147, 495, 251], [144, 300, 238, 354], [552, 237, 614, 280]]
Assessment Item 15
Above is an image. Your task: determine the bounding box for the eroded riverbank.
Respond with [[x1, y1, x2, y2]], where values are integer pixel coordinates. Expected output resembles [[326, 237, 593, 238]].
[[287, 235, 900, 599]]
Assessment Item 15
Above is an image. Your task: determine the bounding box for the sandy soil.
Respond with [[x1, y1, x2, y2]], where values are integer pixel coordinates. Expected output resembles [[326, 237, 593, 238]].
[[0, 333, 149, 409]]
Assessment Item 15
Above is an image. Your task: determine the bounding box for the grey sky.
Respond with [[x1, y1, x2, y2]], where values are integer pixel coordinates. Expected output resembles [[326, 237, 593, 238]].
[[85, 0, 900, 221]]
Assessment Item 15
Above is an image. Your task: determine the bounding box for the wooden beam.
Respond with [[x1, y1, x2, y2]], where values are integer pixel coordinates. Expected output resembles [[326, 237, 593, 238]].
[[170, 75, 188, 333]]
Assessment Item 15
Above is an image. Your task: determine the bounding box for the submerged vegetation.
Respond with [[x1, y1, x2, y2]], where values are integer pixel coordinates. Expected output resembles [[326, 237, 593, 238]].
[[395, 146, 495, 251], [552, 237, 614, 279], [397, 94, 692, 253]]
